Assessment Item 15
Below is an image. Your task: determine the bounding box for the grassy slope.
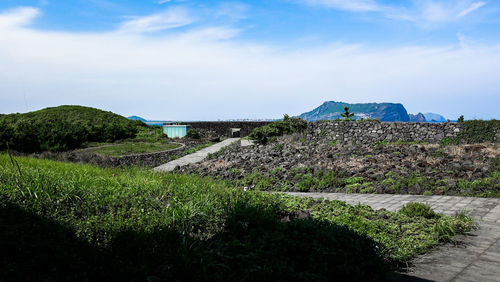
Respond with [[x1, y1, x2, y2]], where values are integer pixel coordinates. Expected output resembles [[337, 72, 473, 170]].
[[0, 105, 139, 152], [0, 155, 473, 280], [86, 142, 181, 157]]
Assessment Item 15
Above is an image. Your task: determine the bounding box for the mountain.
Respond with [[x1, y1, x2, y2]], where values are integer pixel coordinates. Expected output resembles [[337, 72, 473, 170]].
[[409, 113, 426, 122], [423, 113, 447, 122], [298, 101, 410, 122], [128, 115, 147, 122]]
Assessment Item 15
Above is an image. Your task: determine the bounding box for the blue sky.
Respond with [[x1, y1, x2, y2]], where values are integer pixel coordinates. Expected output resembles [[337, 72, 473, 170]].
[[0, 0, 499, 120]]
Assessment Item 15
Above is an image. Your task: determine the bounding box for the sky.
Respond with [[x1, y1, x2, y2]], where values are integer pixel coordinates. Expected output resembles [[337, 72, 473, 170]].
[[0, 0, 499, 120]]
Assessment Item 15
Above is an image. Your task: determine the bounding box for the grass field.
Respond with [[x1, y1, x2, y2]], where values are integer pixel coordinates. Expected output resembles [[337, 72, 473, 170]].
[[0, 154, 474, 280], [86, 142, 181, 157]]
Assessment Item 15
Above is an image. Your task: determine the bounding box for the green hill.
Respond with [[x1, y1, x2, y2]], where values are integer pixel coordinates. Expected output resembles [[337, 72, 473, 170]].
[[0, 105, 140, 152], [298, 101, 410, 122]]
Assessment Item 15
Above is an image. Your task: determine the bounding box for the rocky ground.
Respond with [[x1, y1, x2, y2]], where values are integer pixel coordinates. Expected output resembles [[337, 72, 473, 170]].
[[177, 133, 500, 197]]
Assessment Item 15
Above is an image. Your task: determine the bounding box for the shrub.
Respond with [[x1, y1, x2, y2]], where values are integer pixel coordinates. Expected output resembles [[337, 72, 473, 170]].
[[185, 129, 201, 139], [341, 107, 354, 121], [248, 115, 307, 144], [398, 202, 438, 219], [0, 105, 139, 152], [456, 120, 500, 143], [439, 137, 458, 146], [457, 115, 465, 123]]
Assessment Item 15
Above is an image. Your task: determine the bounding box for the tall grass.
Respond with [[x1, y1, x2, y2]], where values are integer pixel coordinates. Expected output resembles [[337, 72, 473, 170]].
[[0, 155, 474, 280]]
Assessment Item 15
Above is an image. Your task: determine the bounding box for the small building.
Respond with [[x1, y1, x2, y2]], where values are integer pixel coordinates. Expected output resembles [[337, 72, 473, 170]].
[[163, 124, 191, 138]]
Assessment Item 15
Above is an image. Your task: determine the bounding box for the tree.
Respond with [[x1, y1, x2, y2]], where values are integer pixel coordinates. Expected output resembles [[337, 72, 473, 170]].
[[341, 107, 354, 121], [457, 115, 464, 123]]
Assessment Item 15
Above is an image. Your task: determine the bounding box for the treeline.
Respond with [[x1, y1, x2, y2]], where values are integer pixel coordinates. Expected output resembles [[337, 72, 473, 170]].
[[0, 105, 141, 152]]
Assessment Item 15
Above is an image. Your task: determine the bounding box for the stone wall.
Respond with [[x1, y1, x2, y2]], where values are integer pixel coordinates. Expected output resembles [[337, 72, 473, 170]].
[[187, 122, 272, 138], [306, 121, 464, 144], [32, 140, 206, 168]]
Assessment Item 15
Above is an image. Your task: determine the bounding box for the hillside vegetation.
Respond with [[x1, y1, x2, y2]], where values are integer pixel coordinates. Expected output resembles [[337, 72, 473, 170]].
[[0, 106, 140, 152], [0, 155, 473, 280]]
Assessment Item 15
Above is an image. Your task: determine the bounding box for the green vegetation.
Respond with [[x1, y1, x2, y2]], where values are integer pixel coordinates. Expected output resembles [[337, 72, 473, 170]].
[[456, 120, 500, 143], [440, 120, 500, 145], [0, 105, 139, 152], [457, 115, 465, 123], [248, 114, 307, 144], [399, 203, 437, 219], [237, 166, 500, 197], [394, 139, 428, 145], [129, 124, 167, 143], [439, 137, 459, 146], [341, 106, 354, 121], [185, 129, 201, 139], [0, 155, 474, 280], [86, 142, 181, 157]]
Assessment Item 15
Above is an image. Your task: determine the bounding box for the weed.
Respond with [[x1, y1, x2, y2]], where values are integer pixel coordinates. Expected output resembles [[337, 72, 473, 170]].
[[399, 203, 438, 219]]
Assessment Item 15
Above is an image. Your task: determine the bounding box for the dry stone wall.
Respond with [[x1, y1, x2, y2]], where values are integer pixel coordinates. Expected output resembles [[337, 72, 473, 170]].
[[188, 122, 272, 138], [306, 121, 464, 144]]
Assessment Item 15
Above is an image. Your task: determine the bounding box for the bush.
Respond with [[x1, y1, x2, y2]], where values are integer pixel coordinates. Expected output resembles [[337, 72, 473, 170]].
[[249, 115, 307, 144], [398, 202, 438, 219], [456, 120, 500, 143], [0, 105, 139, 152], [185, 129, 201, 139]]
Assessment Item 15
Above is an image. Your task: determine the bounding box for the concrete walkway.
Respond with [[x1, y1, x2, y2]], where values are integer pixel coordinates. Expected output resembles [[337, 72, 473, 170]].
[[154, 138, 240, 172], [286, 192, 500, 282]]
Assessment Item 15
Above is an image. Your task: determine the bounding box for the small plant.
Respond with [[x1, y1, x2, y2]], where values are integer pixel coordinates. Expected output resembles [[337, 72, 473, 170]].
[[398, 202, 438, 219], [457, 115, 464, 123], [328, 140, 337, 147], [229, 168, 241, 177], [439, 137, 458, 146], [341, 107, 355, 121], [185, 129, 201, 139], [376, 140, 388, 146], [274, 143, 284, 150]]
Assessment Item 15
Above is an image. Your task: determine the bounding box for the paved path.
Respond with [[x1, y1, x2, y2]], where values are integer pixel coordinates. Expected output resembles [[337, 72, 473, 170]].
[[286, 192, 500, 282], [154, 138, 240, 172]]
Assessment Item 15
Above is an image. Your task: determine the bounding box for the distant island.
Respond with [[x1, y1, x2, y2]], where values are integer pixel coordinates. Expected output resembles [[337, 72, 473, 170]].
[[298, 101, 447, 122]]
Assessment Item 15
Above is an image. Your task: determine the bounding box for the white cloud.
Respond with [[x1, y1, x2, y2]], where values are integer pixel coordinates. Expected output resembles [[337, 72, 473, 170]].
[[0, 6, 499, 120], [119, 7, 194, 33], [0, 7, 40, 28], [457, 1, 486, 18], [302, 0, 382, 12], [300, 0, 488, 28], [386, 1, 487, 27]]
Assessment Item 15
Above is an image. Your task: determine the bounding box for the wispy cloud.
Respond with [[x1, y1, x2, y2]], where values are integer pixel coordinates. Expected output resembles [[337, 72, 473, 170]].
[[119, 7, 194, 33], [457, 1, 486, 18], [213, 2, 249, 21], [302, 0, 382, 12], [300, 0, 488, 27], [392, 1, 488, 27]]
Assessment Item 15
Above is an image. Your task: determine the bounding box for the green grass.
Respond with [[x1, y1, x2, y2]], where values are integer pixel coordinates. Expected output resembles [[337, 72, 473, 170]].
[[0, 155, 474, 280], [87, 142, 181, 157]]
